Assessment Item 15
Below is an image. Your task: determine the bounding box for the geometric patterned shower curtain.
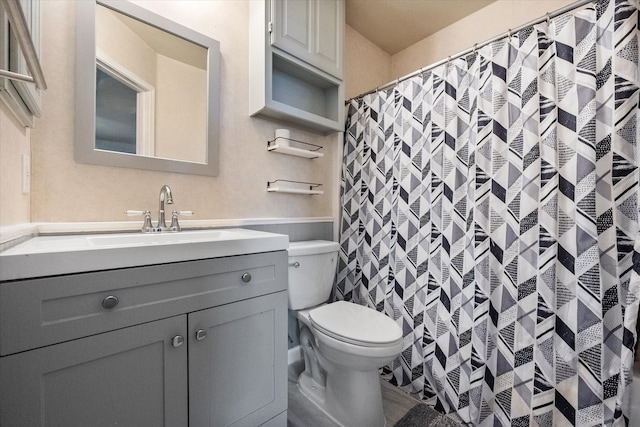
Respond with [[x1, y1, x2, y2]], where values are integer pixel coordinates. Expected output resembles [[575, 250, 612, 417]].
[[336, 0, 640, 425]]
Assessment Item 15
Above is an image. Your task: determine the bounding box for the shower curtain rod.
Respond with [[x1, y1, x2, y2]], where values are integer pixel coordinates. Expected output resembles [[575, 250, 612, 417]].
[[344, 0, 594, 105]]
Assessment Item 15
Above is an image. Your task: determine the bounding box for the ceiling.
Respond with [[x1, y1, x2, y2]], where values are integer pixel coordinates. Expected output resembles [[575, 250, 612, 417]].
[[345, 0, 497, 55]]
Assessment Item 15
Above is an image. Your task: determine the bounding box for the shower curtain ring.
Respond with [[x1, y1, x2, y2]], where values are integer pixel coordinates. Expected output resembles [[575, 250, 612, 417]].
[[546, 12, 551, 25], [508, 29, 512, 39]]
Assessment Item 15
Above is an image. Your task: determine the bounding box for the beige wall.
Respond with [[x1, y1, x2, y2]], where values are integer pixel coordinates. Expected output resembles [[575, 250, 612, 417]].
[[392, 0, 576, 78], [155, 55, 207, 163], [26, 0, 339, 224], [0, 103, 30, 227], [344, 24, 392, 100]]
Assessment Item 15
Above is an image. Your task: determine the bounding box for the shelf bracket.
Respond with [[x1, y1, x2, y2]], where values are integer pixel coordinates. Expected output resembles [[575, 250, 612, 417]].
[[267, 137, 322, 151]]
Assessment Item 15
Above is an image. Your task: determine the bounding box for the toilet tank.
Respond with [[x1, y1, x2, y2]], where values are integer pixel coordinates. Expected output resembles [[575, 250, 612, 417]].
[[287, 240, 340, 310]]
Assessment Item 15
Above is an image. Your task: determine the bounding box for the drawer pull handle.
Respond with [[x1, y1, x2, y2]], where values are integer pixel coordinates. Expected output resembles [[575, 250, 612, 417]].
[[241, 272, 252, 283], [195, 329, 207, 341], [101, 295, 119, 309], [172, 335, 185, 348]]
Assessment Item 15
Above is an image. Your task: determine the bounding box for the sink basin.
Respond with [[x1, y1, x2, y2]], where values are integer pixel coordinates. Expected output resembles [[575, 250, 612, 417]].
[[0, 228, 289, 281], [87, 230, 240, 247]]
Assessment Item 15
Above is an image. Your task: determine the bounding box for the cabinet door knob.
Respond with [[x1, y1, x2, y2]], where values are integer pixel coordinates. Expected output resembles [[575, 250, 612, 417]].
[[172, 335, 185, 348], [101, 295, 119, 309], [195, 329, 207, 341], [241, 272, 252, 283]]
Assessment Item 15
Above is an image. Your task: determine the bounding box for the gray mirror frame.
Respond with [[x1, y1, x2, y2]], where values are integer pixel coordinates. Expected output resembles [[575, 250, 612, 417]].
[[75, 0, 220, 176]]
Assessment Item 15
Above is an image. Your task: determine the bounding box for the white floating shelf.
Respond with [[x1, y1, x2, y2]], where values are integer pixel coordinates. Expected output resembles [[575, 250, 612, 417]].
[[267, 180, 323, 195], [267, 137, 324, 159], [267, 186, 324, 195], [267, 144, 324, 159]]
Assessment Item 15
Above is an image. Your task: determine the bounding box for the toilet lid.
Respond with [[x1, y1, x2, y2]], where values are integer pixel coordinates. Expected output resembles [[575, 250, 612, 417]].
[[309, 301, 402, 346]]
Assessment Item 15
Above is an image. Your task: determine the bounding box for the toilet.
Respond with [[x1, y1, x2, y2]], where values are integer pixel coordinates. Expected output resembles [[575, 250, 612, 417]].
[[288, 240, 403, 427]]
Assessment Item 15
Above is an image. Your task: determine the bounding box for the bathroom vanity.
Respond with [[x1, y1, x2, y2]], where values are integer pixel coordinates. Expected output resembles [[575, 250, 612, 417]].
[[0, 229, 289, 426]]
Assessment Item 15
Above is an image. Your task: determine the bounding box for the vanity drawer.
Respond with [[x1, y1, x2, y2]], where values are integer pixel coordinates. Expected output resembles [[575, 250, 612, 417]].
[[0, 251, 287, 356]]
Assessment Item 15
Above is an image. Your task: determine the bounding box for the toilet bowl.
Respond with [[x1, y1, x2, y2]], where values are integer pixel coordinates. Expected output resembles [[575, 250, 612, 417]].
[[288, 241, 403, 427]]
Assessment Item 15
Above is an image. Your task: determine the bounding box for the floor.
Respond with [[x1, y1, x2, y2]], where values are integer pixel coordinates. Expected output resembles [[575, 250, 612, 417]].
[[287, 360, 421, 427]]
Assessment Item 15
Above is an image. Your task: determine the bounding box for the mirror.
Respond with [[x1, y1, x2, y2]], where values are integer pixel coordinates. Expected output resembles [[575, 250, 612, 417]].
[[75, 0, 220, 176]]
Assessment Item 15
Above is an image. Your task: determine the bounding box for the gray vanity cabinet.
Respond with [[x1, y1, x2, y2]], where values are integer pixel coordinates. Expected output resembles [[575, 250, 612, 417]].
[[0, 251, 288, 426]]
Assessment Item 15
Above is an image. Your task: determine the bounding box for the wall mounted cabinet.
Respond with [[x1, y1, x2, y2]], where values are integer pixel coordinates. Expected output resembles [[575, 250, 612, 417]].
[[0, 251, 288, 426], [250, 0, 345, 134], [271, 0, 343, 79]]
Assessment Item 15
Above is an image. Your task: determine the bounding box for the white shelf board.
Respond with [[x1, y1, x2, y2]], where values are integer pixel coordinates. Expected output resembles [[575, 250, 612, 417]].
[[267, 144, 324, 159], [267, 187, 324, 195]]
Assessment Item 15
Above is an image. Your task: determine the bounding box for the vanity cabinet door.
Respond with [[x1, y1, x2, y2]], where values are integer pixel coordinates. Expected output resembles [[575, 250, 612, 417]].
[[0, 315, 188, 427], [271, 0, 344, 79], [188, 291, 288, 426]]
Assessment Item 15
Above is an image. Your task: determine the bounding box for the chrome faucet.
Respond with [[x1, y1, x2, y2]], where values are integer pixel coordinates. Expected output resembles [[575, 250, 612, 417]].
[[157, 185, 174, 231]]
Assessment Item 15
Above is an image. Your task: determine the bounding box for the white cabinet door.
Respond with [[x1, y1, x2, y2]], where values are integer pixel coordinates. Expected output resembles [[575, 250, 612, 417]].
[[272, 0, 310, 54], [189, 291, 288, 426], [0, 315, 188, 426], [271, 0, 343, 78]]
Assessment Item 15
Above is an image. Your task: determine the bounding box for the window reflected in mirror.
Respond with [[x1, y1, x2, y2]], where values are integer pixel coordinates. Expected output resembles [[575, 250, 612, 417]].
[[96, 68, 137, 154]]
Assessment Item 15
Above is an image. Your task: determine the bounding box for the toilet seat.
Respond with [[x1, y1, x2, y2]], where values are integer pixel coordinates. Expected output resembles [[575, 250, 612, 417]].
[[309, 301, 402, 348]]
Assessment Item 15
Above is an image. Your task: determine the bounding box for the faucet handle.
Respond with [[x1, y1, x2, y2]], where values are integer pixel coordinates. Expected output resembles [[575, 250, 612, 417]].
[[169, 211, 181, 232], [169, 210, 195, 232], [125, 210, 153, 233]]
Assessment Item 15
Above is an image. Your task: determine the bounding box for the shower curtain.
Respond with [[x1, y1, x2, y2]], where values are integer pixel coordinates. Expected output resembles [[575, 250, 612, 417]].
[[337, 0, 640, 425]]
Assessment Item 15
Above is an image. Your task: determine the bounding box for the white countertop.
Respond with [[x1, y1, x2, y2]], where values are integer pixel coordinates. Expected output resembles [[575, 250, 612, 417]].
[[0, 228, 289, 281]]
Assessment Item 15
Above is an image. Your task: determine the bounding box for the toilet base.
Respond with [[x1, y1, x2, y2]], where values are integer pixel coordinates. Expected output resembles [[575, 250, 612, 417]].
[[297, 367, 387, 427], [298, 371, 344, 426]]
